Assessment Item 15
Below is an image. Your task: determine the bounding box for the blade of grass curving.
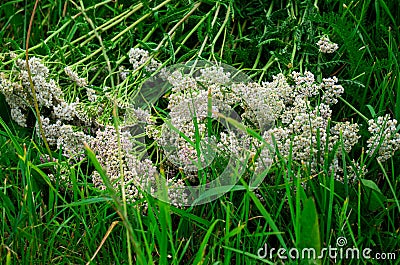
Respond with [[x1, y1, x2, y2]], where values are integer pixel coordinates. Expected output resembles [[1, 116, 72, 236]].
[[134, 202, 154, 265], [298, 197, 321, 264], [24, 0, 52, 160], [86, 220, 119, 265], [192, 219, 221, 265], [84, 143, 144, 265], [210, 3, 230, 62], [377, 160, 400, 213], [0, 116, 23, 155], [222, 245, 274, 264], [239, 178, 287, 249]]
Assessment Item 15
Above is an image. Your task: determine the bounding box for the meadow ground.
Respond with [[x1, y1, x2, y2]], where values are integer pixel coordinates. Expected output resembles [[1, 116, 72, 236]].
[[0, 0, 399, 264]]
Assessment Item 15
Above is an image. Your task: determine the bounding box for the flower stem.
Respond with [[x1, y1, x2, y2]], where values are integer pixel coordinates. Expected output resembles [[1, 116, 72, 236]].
[[25, 0, 52, 160]]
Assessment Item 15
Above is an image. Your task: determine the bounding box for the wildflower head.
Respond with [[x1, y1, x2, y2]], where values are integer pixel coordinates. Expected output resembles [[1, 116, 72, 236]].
[[317, 36, 339, 53]]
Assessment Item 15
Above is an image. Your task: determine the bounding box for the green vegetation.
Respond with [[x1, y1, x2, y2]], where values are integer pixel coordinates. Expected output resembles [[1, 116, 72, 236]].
[[0, 0, 399, 264]]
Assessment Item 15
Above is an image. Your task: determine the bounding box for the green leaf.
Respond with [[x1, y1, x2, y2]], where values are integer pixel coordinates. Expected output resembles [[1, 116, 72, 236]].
[[221, 223, 245, 241], [60, 197, 114, 208], [366, 105, 376, 118], [0, 189, 15, 215], [361, 179, 387, 211], [0, 116, 23, 156], [361, 179, 382, 193], [193, 219, 221, 265], [298, 197, 321, 264], [192, 185, 237, 205], [84, 143, 116, 196], [170, 207, 211, 227], [242, 178, 287, 249]]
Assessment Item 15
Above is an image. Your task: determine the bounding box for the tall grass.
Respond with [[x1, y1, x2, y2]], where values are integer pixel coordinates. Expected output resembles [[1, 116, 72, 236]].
[[0, 0, 399, 264]]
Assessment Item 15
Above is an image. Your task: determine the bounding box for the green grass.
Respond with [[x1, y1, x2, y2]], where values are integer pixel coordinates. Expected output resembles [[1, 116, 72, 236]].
[[1, 0, 399, 264]]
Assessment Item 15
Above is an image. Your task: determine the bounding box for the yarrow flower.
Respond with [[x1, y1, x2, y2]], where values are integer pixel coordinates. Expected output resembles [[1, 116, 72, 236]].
[[86, 87, 98, 102], [39, 117, 90, 160], [330, 121, 360, 153], [146, 66, 368, 184], [366, 114, 400, 162], [64, 66, 87, 87], [119, 66, 129, 80], [52, 100, 79, 121], [128, 48, 161, 72], [3, 51, 400, 209], [317, 36, 339, 53], [321, 76, 344, 105], [10, 107, 27, 127], [196, 66, 231, 85], [0, 57, 79, 127], [90, 126, 188, 207], [154, 66, 259, 174]]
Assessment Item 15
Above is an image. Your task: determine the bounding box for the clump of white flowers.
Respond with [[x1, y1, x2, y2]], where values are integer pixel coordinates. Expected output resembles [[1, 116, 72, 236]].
[[85, 87, 98, 102], [366, 114, 400, 162], [152, 66, 257, 175], [64, 66, 87, 87], [330, 122, 360, 153], [146, 64, 398, 184], [0, 57, 80, 127], [321, 76, 344, 105], [39, 117, 91, 160], [128, 47, 161, 72], [196, 66, 232, 85], [9, 106, 27, 127], [317, 36, 339, 53], [90, 126, 188, 207], [119, 66, 129, 80], [2, 49, 400, 207]]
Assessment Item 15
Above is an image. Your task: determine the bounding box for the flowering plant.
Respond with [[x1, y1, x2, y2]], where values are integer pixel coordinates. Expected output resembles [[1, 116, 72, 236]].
[[1, 46, 399, 207]]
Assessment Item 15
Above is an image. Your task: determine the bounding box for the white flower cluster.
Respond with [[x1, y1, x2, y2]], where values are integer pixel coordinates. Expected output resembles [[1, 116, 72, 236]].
[[321, 76, 344, 105], [231, 80, 285, 131], [234, 71, 346, 177], [291, 71, 319, 97], [217, 130, 251, 159], [340, 160, 368, 183], [15, 57, 64, 108], [128, 48, 161, 72], [330, 122, 360, 153], [90, 126, 188, 207], [64, 66, 87, 87], [366, 115, 400, 162], [166, 69, 198, 95], [155, 66, 256, 173], [149, 67, 362, 183], [196, 66, 231, 85], [10, 107, 27, 127], [86, 87, 97, 102], [158, 95, 213, 171], [52, 100, 79, 121], [132, 107, 153, 124], [0, 57, 79, 127], [3, 51, 400, 205], [0, 72, 28, 127], [264, 72, 358, 180], [39, 117, 91, 160], [119, 66, 129, 80], [317, 36, 339, 53]]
